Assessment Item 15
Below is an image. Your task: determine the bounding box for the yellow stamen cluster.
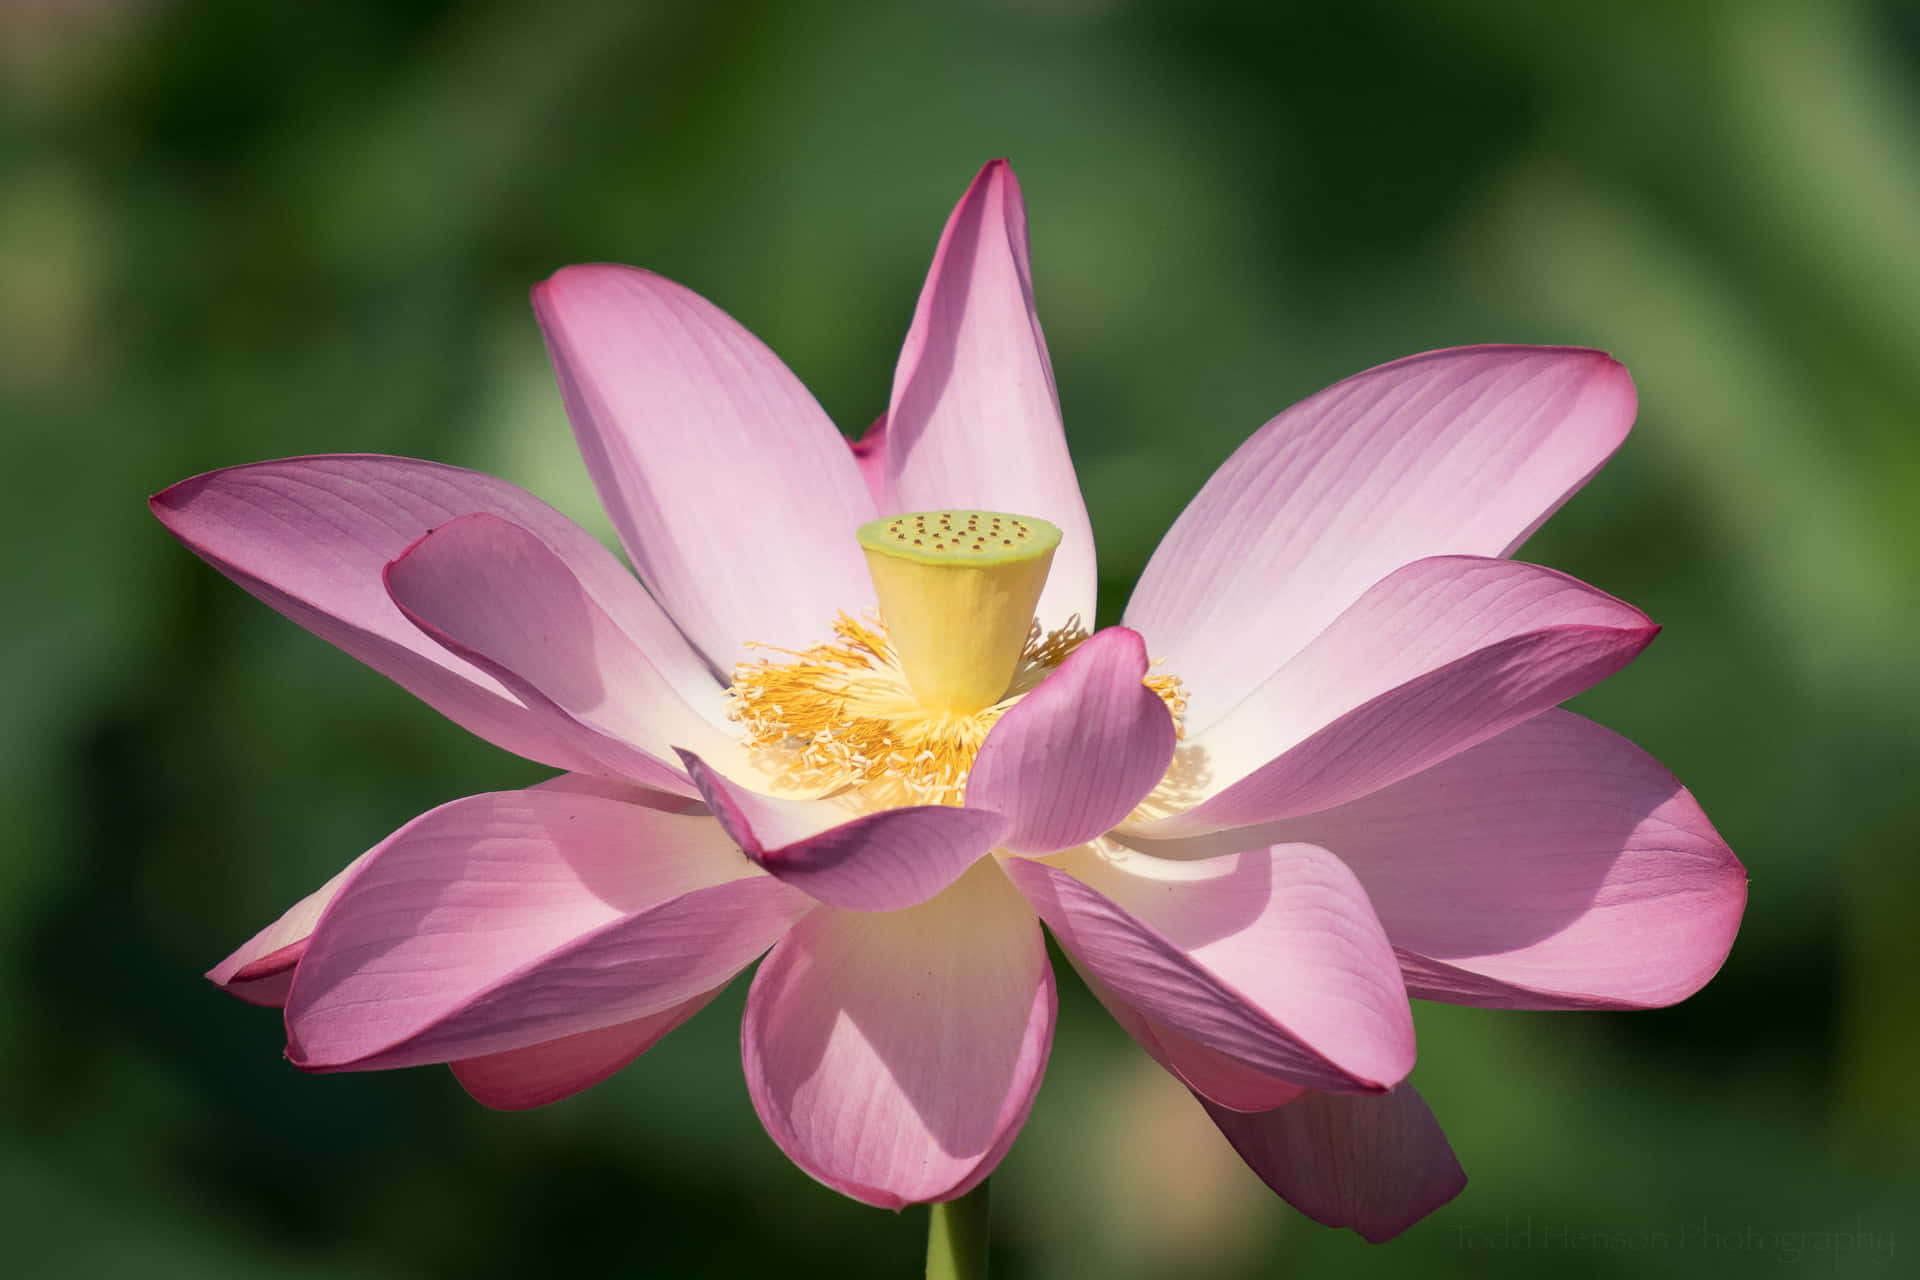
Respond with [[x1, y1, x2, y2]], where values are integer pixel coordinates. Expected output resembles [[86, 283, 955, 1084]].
[[728, 612, 1186, 809]]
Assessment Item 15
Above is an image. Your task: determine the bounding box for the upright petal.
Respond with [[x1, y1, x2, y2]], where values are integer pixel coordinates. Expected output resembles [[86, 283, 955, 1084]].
[[532, 266, 876, 669], [151, 455, 720, 771], [678, 749, 1008, 912], [967, 627, 1175, 854], [882, 160, 1096, 631], [449, 985, 725, 1111], [1004, 844, 1413, 1094], [286, 790, 813, 1072], [1202, 1086, 1466, 1242], [850, 414, 890, 507], [385, 513, 753, 793], [1247, 710, 1747, 1009], [742, 861, 1054, 1208], [1132, 556, 1656, 838], [1126, 347, 1636, 730]]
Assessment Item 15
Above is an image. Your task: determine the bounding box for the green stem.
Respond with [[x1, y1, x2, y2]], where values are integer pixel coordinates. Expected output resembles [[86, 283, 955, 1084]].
[[925, 1178, 991, 1280]]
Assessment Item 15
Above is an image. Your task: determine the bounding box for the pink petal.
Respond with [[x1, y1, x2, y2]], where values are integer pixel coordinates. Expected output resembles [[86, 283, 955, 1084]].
[[1075, 966, 1306, 1113], [1252, 710, 1747, 1009], [1003, 844, 1413, 1094], [205, 775, 694, 1008], [1154, 1020, 1311, 1113], [742, 861, 1054, 1208], [850, 414, 889, 507], [1202, 1085, 1466, 1242], [1137, 556, 1656, 837], [1126, 346, 1636, 731], [677, 749, 1008, 912], [532, 265, 876, 668], [966, 627, 1175, 854], [449, 985, 724, 1111], [527, 771, 705, 810], [285, 790, 813, 1072], [881, 160, 1096, 632], [151, 455, 720, 771], [385, 513, 758, 793], [207, 851, 373, 1008]]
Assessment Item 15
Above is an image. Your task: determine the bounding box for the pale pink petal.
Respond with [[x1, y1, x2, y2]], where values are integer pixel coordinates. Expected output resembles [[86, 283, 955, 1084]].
[[1003, 844, 1413, 1094], [532, 265, 876, 668], [1202, 1085, 1466, 1242], [1134, 556, 1656, 837], [151, 455, 721, 771], [385, 513, 755, 794], [881, 160, 1096, 631], [449, 985, 724, 1111], [1074, 966, 1306, 1113], [285, 790, 813, 1072], [850, 414, 889, 507], [1126, 346, 1636, 730], [1239, 710, 1747, 1009], [967, 627, 1175, 854], [676, 750, 1005, 912], [742, 861, 1054, 1208]]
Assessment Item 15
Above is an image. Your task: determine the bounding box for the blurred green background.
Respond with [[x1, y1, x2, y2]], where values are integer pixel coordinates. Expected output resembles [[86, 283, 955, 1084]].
[[4, 0, 1916, 1275]]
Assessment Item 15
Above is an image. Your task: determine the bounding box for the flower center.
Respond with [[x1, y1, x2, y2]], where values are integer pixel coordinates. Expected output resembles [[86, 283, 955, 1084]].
[[727, 510, 1185, 809]]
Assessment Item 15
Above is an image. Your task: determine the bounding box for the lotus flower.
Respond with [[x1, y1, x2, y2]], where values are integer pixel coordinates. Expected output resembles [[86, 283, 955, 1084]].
[[152, 160, 1746, 1241]]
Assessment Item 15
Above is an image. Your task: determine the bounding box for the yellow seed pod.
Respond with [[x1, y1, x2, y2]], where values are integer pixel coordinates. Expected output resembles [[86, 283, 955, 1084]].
[[856, 510, 1061, 714]]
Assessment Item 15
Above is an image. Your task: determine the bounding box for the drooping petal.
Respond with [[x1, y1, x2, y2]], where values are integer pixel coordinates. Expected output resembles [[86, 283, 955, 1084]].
[[1132, 556, 1656, 838], [1202, 1086, 1466, 1243], [742, 860, 1054, 1208], [1153, 1020, 1311, 1113], [1003, 844, 1413, 1094], [678, 749, 1007, 912], [1075, 966, 1306, 1113], [205, 775, 695, 1008], [1220, 710, 1748, 1009], [881, 160, 1096, 632], [1126, 346, 1636, 730], [286, 790, 813, 1072], [150, 455, 722, 771], [967, 627, 1175, 854], [207, 851, 375, 1008], [385, 513, 754, 793], [532, 265, 876, 669], [449, 984, 725, 1111]]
